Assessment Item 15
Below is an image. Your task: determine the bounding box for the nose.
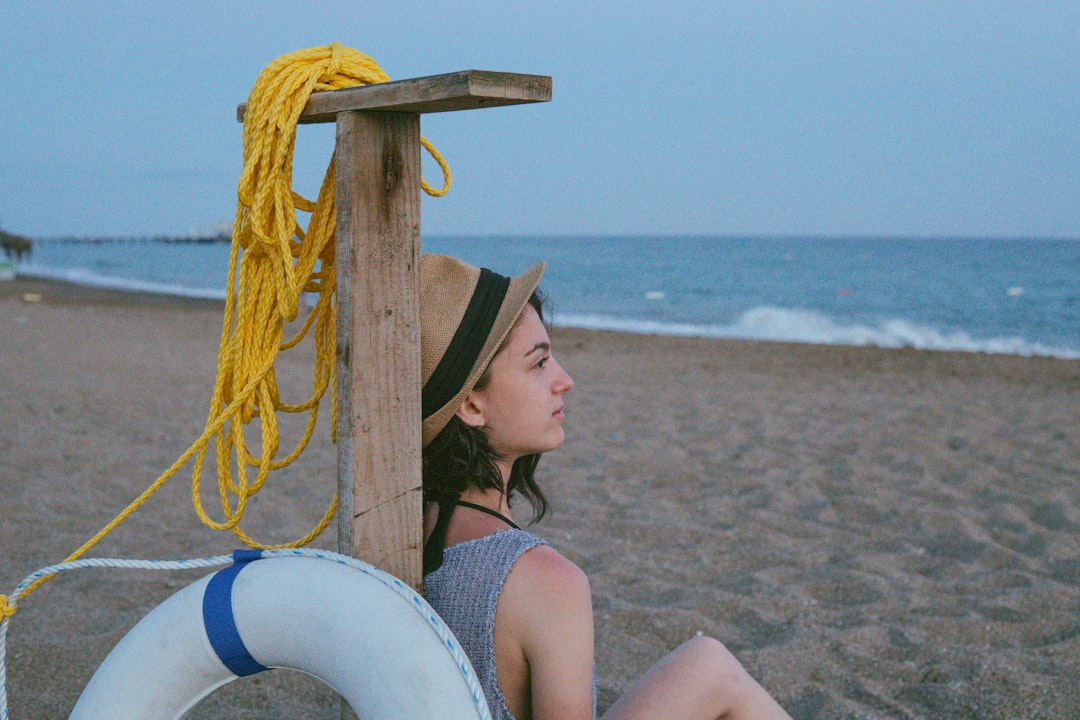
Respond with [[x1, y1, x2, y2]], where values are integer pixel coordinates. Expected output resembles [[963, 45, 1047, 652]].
[[552, 358, 574, 395]]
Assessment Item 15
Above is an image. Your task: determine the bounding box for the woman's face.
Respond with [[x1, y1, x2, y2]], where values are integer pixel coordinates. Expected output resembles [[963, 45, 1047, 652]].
[[458, 304, 574, 470]]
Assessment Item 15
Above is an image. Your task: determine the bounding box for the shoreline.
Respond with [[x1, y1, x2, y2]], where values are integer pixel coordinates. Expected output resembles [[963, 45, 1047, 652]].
[[6, 274, 1080, 362], [1, 275, 227, 308], [2, 275, 1078, 718]]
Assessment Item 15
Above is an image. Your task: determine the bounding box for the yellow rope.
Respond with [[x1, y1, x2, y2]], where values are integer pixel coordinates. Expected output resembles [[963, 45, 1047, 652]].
[[9, 44, 452, 613]]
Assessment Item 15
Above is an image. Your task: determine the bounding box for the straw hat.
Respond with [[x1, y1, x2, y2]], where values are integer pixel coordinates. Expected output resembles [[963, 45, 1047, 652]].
[[420, 254, 545, 447]]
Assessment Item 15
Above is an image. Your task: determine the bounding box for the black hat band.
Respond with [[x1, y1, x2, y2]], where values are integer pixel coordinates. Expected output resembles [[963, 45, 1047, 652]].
[[421, 268, 510, 419]]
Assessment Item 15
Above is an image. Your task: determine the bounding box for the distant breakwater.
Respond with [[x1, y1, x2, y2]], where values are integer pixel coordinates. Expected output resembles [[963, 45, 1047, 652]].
[[38, 233, 232, 245], [1, 230, 33, 260]]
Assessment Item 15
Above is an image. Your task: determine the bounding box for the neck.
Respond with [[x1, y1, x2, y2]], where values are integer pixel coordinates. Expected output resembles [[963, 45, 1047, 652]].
[[495, 458, 515, 486], [458, 487, 513, 518]]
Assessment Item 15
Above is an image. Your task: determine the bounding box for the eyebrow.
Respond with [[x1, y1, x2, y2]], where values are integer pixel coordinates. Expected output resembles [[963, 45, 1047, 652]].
[[523, 341, 550, 358]]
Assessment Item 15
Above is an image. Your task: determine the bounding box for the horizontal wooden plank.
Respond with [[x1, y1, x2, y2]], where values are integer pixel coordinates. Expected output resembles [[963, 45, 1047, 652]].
[[237, 69, 551, 123]]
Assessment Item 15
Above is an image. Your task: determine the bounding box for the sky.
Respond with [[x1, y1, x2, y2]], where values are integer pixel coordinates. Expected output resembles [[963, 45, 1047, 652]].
[[1, 1, 1078, 239]]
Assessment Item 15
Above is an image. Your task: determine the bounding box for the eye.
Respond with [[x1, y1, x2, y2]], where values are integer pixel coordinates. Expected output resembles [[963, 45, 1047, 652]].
[[535, 354, 550, 369]]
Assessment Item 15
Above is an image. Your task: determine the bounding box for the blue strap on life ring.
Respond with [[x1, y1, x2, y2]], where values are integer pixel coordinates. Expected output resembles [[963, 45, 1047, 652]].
[[202, 549, 270, 677]]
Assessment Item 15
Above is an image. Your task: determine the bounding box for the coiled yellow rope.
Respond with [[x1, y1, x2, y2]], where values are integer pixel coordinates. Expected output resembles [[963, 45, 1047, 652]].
[[3, 44, 451, 616]]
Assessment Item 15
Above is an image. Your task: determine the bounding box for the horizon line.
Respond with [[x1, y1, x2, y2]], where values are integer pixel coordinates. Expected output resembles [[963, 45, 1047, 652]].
[[19, 232, 1080, 243]]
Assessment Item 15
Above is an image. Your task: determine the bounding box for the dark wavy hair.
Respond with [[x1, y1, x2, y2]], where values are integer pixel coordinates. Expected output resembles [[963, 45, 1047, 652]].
[[422, 292, 549, 522]]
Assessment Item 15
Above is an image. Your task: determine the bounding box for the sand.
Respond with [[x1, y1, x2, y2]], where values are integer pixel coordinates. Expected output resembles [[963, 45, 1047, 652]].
[[1, 276, 1077, 719]]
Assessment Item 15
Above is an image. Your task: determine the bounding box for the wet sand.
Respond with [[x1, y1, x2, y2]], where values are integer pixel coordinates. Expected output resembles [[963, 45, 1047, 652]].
[[2, 277, 1078, 719]]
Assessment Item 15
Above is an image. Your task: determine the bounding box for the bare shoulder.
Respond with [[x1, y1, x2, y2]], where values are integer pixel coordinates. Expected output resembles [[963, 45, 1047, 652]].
[[509, 544, 590, 598], [500, 544, 592, 627]]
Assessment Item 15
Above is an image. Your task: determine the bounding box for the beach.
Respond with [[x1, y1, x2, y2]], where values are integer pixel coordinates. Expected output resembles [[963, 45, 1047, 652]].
[[1, 277, 1077, 719]]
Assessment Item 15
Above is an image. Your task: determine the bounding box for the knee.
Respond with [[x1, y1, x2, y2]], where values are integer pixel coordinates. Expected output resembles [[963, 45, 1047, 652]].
[[679, 635, 754, 701], [681, 635, 739, 670]]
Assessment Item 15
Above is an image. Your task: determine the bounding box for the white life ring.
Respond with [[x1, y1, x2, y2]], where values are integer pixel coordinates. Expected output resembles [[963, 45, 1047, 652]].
[[69, 551, 490, 720]]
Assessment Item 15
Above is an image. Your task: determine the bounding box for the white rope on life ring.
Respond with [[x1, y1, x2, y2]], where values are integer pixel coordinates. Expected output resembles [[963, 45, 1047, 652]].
[[68, 549, 491, 720]]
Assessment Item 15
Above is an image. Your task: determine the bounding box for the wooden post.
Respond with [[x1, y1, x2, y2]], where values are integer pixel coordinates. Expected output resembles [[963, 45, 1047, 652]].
[[239, 71, 551, 590], [334, 110, 424, 586]]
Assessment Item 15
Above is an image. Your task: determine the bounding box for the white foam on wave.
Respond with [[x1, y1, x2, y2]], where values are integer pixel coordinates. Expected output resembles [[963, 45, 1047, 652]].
[[17, 264, 227, 301], [16, 263, 1078, 360], [554, 306, 1080, 360]]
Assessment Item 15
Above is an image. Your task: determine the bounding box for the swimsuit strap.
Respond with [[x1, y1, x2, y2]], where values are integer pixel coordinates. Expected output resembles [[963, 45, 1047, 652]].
[[455, 500, 522, 530], [422, 494, 521, 575], [423, 493, 460, 575]]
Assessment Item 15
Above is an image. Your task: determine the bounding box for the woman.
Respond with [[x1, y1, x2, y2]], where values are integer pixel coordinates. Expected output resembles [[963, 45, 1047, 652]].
[[419, 254, 791, 720]]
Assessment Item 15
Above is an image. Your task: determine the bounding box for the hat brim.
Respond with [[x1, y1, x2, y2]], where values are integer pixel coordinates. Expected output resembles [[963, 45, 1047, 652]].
[[421, 260, 545, 447]]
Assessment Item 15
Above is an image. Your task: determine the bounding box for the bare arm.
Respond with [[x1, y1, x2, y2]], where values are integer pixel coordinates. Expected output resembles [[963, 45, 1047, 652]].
[[497, 545, 595, 720]]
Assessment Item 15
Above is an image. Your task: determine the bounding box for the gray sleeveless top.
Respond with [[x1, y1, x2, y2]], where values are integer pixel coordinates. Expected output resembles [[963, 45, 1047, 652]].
[[423, 529, 596, 720]]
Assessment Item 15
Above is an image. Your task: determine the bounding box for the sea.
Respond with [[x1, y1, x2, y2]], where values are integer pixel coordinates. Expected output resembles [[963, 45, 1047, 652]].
[[13, 235, 1080, 359]]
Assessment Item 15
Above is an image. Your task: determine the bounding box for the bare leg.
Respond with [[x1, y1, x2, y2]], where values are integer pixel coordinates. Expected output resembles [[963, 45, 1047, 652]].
[[601, 636, 791, 720]]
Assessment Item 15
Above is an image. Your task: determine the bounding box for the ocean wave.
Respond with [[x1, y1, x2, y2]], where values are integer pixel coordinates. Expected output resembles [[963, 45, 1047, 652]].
[[14, 260, 1078, 360], [553, 307, 1080, 359], [16, 264, 227, 301]]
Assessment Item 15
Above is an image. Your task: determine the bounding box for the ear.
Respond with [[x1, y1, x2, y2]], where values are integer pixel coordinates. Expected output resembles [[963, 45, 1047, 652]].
[[455, 392, 487, 429]]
